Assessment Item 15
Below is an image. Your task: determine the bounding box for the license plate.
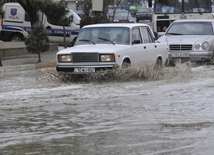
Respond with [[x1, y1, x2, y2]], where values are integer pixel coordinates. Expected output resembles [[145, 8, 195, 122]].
[[171, 53, 189, 57], [74, 67, 95, 73]]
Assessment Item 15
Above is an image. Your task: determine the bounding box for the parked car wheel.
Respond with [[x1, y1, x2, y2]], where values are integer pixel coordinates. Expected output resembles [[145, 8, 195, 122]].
[[10, 34, 23, 42]]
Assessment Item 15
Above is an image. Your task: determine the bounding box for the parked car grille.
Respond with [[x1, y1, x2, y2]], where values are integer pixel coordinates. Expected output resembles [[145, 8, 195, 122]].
[[169, 44, 192, 51], [72, 53, 98, 62], [119, 20, 130, 23]]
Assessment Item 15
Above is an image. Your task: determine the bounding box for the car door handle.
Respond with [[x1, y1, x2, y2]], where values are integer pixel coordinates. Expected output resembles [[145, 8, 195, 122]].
[[155, 45, 157, 48], [46, 26, 51, 29], [144, 46, 146, 49]]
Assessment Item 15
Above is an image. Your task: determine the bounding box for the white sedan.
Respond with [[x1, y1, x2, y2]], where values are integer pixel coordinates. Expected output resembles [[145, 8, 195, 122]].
[[56, 23, 168, 74], [158, 19, 214, 65]]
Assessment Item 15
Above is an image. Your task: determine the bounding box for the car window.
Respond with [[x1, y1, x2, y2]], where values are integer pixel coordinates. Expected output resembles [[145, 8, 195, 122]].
[[166, 22, 214, 35], [140, 27, 155, 43], [67, 11, 81, 25], [132, 28, 142, 44], [47, 10, 80, 26]]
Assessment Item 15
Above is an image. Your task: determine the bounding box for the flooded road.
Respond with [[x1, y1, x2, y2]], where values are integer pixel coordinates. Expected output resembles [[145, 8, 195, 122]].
[[1, 63, 214, 155]]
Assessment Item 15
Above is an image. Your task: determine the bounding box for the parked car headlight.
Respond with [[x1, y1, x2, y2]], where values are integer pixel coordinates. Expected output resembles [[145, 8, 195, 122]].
[[100, 54, 115, 62], [58, 55, 72, 62], [195, 44, 201, 50], [201, 41, 209, 51]]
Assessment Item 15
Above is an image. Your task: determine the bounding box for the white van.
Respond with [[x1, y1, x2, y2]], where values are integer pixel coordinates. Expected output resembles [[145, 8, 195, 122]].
[[0, 3, 80, 46]]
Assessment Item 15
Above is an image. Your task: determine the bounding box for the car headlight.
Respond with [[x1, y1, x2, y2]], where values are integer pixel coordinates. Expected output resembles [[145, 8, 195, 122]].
[[100, 54, 115, 62], [58, 55, 72, 62], [195, 44, 200, 50], [202, 41, 209, 51]]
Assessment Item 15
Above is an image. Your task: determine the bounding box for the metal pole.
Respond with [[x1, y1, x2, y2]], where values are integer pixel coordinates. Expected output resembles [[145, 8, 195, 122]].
[[182, 0, 184, 13]]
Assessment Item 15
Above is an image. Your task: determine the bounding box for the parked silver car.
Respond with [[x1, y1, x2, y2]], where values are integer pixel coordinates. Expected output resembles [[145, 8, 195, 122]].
[[158, 19, 214, 65]]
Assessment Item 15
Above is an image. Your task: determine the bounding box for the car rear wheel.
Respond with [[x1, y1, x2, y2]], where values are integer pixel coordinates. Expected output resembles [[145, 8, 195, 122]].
[[10, 34, 23, 42], [154, 58, 162, 70]]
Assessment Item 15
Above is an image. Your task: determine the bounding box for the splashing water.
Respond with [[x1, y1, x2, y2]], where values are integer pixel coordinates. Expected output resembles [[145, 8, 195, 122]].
[[35, 62, 195, 84]]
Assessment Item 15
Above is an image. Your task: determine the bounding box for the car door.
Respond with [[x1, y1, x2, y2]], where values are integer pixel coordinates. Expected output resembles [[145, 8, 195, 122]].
[[131, 27, 148, 67], [140, 26, 159, 65]]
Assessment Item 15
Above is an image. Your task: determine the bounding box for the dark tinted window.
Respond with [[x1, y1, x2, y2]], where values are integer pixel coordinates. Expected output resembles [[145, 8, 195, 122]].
[[137, 7, 151, 13]]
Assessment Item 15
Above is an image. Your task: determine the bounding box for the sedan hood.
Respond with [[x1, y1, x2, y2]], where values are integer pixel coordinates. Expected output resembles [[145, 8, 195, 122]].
[[57, 44, 128, 54], [158, 35, 212, 44]]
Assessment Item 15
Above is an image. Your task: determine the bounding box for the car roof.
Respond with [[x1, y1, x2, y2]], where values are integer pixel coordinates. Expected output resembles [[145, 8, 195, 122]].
[[83, 23, 149, 29], [3, 2, 21, 6], [173, 19, 214, 23]]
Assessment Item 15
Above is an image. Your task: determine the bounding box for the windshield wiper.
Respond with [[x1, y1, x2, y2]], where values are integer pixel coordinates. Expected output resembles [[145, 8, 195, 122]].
[[98, 37, 115, 45], [166, 33, 183, 35], [79, 39, 95, 45]]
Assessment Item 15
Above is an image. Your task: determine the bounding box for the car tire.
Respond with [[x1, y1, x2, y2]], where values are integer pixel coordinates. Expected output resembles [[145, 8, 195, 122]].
[[10, 34, 23, 42], [154, 58, 162, 70], [122, 60, 131, 68]]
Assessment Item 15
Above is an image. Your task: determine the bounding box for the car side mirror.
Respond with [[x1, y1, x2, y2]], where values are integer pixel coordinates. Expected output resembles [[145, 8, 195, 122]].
[[132, 40, 140, 44]]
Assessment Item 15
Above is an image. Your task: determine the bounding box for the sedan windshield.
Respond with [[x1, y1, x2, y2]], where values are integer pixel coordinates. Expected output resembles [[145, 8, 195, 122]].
[[75, 27, 130, 45], [166, 22, 214, 35]]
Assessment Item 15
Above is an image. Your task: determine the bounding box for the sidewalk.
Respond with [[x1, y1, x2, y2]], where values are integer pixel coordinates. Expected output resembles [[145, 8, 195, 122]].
[[0, 43, 65, 73]]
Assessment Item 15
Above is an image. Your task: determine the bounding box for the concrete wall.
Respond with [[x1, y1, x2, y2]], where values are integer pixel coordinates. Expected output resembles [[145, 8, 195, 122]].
[[0, 42, 58, 58]]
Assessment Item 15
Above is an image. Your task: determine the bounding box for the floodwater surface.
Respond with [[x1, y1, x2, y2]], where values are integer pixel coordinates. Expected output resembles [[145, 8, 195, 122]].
[[0, 63, 214, 155]]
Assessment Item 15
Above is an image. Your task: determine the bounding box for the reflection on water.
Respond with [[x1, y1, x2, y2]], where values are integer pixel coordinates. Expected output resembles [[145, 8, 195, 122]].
[[1, 62, 214, 154]]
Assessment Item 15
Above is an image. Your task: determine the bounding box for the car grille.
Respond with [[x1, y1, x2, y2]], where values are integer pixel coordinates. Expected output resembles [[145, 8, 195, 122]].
[[169, 44, 192, 51], [119, 20, 130, 23], [72, 53, 99, 62]]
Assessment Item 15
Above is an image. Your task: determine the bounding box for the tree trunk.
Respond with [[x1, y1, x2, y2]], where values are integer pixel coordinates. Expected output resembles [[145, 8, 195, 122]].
[[38, 51, 41, 62], [0, 57, 2, 66], [17, 0, 38, 28], [63, 25, 67, 48]]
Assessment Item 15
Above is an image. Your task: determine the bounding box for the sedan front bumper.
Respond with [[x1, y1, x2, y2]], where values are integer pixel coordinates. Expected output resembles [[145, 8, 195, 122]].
[[56, 65, 116, 74], [168, 51, 214, 64]]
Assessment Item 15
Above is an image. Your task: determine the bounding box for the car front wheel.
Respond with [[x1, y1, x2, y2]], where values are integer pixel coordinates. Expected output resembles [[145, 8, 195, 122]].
[[122, 60, 131, 68]]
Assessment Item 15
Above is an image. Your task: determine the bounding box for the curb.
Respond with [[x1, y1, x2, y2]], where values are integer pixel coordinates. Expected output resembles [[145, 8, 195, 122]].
[[0, 61, 57, 73], [35, 61, 57, 69]]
